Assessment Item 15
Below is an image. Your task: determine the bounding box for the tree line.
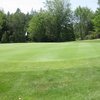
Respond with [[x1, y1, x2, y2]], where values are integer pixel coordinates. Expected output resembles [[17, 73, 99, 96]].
[[0, 0, 100, 43]]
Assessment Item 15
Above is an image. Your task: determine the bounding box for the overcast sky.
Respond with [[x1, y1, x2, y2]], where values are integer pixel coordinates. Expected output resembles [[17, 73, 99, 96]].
[[0, 0, 98, 13]]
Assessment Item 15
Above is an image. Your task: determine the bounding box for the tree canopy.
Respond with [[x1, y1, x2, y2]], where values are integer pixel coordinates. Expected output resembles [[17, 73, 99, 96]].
[[0, 0, 99, 43], [74, 6, 94, 40]]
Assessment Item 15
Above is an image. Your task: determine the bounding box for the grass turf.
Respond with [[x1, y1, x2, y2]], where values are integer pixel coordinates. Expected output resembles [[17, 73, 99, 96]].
[[0, 39, 100, 100]]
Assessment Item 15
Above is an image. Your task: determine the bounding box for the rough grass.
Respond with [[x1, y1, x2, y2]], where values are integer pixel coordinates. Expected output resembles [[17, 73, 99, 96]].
[[0, 39, 100, 100]]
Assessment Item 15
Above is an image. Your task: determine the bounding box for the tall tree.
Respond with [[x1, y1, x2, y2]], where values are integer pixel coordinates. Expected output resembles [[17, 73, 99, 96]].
[[46, 0, 75, 41], [28, 0, 75, 42], [28, 11, 47, 42], [93, 0, 100, 38], [74, 6, 94, 40], [7, 8, 26, 42], [0, 10, 6, 42]]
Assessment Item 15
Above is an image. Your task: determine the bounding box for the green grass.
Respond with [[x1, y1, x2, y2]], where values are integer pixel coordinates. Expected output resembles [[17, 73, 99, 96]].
[[0, 39, 100, 100]]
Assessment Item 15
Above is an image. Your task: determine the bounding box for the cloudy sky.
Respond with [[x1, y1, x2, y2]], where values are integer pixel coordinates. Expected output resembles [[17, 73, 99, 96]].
[[0, 0, 98, 13]]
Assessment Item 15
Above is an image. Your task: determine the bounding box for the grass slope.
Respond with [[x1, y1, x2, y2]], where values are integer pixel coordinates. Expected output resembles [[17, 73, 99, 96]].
[[0, 40, 100, 100]]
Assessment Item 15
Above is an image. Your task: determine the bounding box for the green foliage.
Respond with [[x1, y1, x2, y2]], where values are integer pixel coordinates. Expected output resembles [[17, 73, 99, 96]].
[[1, 32, 8, 43], [9, 9, 26, 42], [0, 10, 6, 41], [84, 32, 99, 39], [28, 11, 47, 42], [74, 6, 94, 40], [0, 0, 100, 43], [74, 6, 93, 40], [93, 8, 100, 36], [28, 0, 75, 42], [0, 8, 32, 43]]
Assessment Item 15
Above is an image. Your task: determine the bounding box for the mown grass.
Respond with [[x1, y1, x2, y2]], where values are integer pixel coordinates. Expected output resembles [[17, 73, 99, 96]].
[[0, 39, 100, 100]]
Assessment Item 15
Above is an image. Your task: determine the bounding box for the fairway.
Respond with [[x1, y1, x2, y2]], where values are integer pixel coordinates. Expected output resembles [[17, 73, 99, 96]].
[[0, 40, 100, 100]]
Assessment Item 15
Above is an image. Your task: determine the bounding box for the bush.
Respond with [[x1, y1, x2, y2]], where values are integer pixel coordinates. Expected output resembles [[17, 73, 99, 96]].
[[85, 32, 100, 40], [1, 32, 8, 43]]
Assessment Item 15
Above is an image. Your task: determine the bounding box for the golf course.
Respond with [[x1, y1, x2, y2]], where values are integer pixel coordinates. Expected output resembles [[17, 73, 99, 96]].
[[0, 39, 100, 100]]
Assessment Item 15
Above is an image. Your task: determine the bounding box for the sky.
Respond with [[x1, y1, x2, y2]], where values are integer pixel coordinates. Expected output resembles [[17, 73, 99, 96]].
[[0, 0, 98, 13]]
